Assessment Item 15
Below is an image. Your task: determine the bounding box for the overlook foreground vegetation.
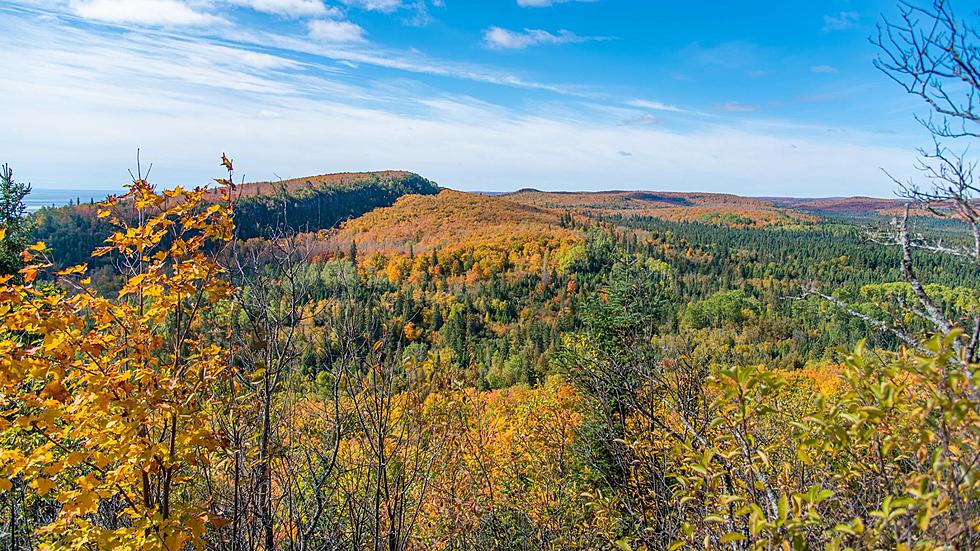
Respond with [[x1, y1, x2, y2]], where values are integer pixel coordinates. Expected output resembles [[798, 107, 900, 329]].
[[2, 160, 978, 549], [2, 1, 980, 549]]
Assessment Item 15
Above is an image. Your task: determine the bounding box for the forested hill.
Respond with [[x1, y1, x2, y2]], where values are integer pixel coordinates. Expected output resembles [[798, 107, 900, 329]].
[[228, 170, 439, 239], [504, 189, 918, 226], [28, 171, 943, 283], [31, 170, 439, 269], [9, 167, 980, 548]]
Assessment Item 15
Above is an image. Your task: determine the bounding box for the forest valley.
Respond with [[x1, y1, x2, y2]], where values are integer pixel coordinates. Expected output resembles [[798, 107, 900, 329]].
[[2, 1, 980, 550]]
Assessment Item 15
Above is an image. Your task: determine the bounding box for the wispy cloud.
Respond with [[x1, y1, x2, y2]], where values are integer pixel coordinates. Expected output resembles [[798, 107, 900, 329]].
[[401, 1, 434, 27], [340, 0, 403, 13], [822, 11, 859, 32], [483, 27, 606, 50], [627, 99, 684, 113], [308, 18, 367, 42], [247, 29, 595, 95], [225, 0, 335, 18], [336, 0, 440, 26], [1, 1, 917, 197], [21, 1, 596, 100], [619, 114, 659, 126], [24, 4, 600, 110], [69, 0, 226, 26]]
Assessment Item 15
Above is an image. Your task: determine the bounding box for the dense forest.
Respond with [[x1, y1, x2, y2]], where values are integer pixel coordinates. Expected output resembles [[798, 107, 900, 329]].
[[29, 170, 439, 285], [1, 1, 979, 550]]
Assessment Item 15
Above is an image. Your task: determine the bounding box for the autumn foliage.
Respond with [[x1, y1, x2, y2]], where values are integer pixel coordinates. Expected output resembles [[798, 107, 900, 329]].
[[0, 173, 236, 548], [507, 190, 818, 228], [0, 143, 978, 551], [321, 189, 583, 284]]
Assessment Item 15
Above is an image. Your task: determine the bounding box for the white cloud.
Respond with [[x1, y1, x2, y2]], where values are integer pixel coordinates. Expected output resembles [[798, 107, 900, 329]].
[[207, 44, 302, 69], [18, 0, 590, 98], [628, 99, 684, 113], [225, 0, 334, 17], [483, 27, 600, 50], [247, 29, 590, 95], [1, 3, 918, 197], [69, 0, 225, 26], [308, 18, 367, 42], [340, 0, 403, 12]]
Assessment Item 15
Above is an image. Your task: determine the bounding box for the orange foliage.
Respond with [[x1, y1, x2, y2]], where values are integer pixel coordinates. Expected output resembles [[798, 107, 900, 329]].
[[418, 379, 594, 548], [507, 189, 816, 227], [317, 190, 583, 282]]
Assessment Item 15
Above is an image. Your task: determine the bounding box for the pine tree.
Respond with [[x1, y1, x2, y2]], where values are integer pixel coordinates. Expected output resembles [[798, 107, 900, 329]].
[[0, 164, 33, 276]]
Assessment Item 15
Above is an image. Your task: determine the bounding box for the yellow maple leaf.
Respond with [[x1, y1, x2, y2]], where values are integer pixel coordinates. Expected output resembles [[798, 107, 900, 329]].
[[33, 477, 56, 496], [65, 490, 99, 517]]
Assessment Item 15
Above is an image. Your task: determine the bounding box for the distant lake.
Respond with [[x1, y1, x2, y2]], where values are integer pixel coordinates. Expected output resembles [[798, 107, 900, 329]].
[[26, 188, 122, 212]]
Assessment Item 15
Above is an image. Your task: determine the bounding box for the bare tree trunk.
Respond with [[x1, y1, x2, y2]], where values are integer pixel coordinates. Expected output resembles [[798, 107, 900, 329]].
[[8, 481, 17, 551], [261, 362, 274, 551]]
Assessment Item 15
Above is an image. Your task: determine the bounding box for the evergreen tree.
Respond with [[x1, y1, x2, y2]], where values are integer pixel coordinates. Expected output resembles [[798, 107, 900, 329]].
[[348, 240, 358, 266], [0, 164, 33, 276]]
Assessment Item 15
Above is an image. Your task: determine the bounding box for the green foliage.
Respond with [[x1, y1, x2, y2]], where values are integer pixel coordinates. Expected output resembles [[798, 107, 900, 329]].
[[7, 159, 979, 549], [30, 171, 437, 273], [683, 289, 759, 329], [555, 240, 587, 275], [698, 211, 753, 226], [579, 258, 670, 348], [0, 164, 33, 276], [564, 270, 979, 549], [233, 171, 439, 239]]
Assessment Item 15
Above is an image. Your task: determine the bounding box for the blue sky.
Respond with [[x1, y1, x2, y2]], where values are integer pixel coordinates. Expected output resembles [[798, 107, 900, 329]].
[[0, 0, 946, 196]]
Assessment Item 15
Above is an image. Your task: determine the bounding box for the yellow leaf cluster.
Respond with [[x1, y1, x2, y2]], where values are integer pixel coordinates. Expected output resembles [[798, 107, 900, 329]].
[[0, 169, 237, 549]]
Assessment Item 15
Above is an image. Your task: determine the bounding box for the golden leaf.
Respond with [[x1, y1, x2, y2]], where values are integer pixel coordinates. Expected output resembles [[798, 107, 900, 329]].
[[32, 478, 56, 496]]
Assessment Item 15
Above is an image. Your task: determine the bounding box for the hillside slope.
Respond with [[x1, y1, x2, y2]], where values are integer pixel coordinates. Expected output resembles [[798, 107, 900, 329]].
[[315, 189, 582, 282], [230, 170, 438, 239], [766, 196, 908, 216], [33, 170, 438, 268], [505, 189, 816, 227]]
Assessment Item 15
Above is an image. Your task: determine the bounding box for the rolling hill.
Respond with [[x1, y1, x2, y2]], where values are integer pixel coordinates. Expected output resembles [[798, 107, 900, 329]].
[[312, 189, 582, 282], [505, 189, 818, 227], [32, 170, 439, 269], [229, 170, 439, 239], [32, 168, 931, 277], [766, 196, 908, 216]]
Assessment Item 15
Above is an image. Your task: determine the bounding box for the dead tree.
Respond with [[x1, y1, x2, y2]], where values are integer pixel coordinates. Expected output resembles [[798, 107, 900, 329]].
[[808, 1, 980, 363], [209, 186, 339, 550], [865, 0, 979, 362], [874, 0, 979, 140]]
